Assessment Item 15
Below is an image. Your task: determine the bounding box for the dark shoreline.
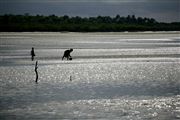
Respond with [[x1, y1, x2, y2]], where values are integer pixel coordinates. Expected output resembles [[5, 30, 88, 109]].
[[0, 14, 180, 32]]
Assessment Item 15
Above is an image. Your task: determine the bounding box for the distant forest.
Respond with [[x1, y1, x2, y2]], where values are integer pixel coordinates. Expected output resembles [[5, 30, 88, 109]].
[[0, 14, 179, 32]]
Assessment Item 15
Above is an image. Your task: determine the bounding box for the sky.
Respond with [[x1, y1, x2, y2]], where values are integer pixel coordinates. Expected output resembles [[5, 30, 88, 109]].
[[0, 0, 179, 22]]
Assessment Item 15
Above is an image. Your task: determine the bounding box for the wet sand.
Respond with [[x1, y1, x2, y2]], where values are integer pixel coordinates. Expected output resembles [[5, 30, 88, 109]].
[[0, 32, 180, 119]]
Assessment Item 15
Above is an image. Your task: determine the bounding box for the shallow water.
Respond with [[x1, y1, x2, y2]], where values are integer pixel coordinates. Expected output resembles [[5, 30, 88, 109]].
[[0, 32, 180, 119]]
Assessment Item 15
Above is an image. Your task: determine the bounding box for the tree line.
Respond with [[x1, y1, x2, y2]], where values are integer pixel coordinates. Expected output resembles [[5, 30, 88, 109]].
[[0, 14, 179, 32]]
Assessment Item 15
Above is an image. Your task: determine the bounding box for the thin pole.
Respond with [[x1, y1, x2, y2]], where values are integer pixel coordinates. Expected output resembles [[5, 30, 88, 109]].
[[70, 75, 72, 81], [35, 61, 38, 83]]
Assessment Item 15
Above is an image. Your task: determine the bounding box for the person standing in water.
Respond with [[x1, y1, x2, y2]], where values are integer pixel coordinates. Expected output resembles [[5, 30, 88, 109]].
[[31, 47, 35, 61], [35, 61, 38, 83], [62, 48, 73, 60]]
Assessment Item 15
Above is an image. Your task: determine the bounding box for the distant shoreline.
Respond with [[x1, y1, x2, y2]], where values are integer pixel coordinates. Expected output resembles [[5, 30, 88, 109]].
[[0, 31, 180, 34], [0, 14, 180, 32]]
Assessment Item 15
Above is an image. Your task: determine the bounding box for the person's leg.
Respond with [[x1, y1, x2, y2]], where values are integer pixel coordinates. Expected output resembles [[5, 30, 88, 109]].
[[32, 56, 34, 61]]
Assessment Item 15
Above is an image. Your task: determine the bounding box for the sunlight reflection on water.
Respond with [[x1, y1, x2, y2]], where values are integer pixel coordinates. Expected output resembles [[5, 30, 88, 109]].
[[0, 32, 180, 119]]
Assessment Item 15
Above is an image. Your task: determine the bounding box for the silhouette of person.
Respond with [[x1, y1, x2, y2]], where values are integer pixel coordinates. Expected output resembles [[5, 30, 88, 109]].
[[35, 61, 38, 83], [62, 49, 73, 60], [31, 47, 35, 61]]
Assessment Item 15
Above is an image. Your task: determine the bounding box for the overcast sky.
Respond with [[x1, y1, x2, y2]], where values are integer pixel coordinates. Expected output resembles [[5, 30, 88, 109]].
[[0, 0, 179, 22]]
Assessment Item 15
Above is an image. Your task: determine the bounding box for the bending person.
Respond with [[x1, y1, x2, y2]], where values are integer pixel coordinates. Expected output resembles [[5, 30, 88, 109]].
[[62, 49, 73, 60]]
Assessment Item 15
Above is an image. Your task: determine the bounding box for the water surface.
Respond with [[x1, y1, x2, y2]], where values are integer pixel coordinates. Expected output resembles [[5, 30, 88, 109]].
[[0, 32, 180, 120]]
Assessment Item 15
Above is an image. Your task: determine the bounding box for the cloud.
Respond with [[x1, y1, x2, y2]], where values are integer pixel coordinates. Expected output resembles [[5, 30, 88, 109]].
[[0, 0, 153, 3], [0, 0, 179, 22], [0, 0, 179, 3]]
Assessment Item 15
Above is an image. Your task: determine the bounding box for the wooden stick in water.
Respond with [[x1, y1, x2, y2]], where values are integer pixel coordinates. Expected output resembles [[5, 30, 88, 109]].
[[70, 75, 72, 81], [35, 61, 38, 83]]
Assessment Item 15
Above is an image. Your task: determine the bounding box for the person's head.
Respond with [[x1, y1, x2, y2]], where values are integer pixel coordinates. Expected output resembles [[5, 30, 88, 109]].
[[32, 47, 34, 50], [70, 48, 73, 52]]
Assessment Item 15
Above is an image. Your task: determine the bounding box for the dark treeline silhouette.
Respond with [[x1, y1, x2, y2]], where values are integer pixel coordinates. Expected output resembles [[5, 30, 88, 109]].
[[0, 14, 179, 32]]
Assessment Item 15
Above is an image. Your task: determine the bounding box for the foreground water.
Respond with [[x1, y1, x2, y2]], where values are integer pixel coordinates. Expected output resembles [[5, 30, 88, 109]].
[[0, 32, 180, 119]]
